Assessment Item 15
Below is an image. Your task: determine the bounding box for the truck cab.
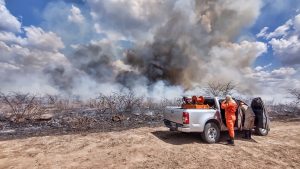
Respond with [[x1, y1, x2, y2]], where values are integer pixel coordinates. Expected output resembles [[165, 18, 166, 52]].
[[163, 97, 270, 143]]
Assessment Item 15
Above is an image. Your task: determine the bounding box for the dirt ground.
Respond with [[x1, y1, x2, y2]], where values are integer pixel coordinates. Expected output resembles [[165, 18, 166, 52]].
[[0, 121, 299, 169]]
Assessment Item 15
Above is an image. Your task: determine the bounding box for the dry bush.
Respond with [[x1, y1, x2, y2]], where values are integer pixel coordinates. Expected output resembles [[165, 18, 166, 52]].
[[159, 98, 181, 108], [288, 88, 300, 105], [46, 94, 76, 111], [287, 88, 300, 115], [86, 96, 108, 113], [92, 91, 144, 114], [122, 91, 144, 112], [205, 81, 236, 97], [90, 91, 181, 116], [267, 103, 298, 116], [264, 98, 299, 117], [0, 92, 47, 123], [47, 94, 59, 105]]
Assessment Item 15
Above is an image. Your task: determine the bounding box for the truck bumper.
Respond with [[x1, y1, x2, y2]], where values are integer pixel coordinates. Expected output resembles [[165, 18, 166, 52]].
[[177, 127, 191, 132], [164, 119, 191, 132]]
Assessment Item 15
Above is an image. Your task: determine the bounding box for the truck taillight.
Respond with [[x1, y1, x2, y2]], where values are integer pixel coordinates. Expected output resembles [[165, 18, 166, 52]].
[[182, 112, 189, 124]]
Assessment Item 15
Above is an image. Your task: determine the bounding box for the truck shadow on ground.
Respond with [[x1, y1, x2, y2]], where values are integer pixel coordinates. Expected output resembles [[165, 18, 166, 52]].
[[151, 130, 257, 145]]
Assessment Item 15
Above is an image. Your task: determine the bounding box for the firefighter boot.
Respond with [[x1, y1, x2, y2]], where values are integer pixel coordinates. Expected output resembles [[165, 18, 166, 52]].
[[227, 137, 235, 146], [243, 130, 247, 139], [243, 130, 249, 139]]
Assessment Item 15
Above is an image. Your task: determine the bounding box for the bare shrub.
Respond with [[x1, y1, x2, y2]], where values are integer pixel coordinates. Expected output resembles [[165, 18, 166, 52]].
[[160, 98, 181, 108], [287, 88, 300, 115], [47, 94, 59, 105], [288, 88, 300, 105], [46, 94, 74, 111], [0, 92, 47, 122], [93, 91, 144, 114], [89, 91, 182, 117], [87, 96, 109, 113], [122, 91, 144, 113], [205, 81, 236, 97], [97, 93, 122, 114]]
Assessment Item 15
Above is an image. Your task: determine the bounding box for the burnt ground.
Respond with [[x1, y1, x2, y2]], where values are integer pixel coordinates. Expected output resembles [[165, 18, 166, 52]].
[[0, 108, 164, 140], [0, 107, 299, 141]]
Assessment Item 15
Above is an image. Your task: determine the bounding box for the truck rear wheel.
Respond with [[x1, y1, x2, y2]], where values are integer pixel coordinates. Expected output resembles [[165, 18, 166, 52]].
[[201, 122, 220, 144], [255, 128, 268, 136]]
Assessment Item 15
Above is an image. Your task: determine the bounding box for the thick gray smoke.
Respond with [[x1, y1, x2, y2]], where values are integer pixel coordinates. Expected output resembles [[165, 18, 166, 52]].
[[121, 0, 265, 91], [43, 65, 75, 93], [0, 0, 269, 100], [125, 41, 190, 87], [71, 43, 116, 83]]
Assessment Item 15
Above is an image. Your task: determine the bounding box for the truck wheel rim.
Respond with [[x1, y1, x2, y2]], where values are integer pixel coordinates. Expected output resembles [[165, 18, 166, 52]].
[[208, 128, 217, 140], [260, 128, 267, 133]]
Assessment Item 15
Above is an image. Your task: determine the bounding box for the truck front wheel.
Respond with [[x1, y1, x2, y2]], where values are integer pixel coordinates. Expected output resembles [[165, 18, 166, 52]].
[[201, 122, 220, 143]]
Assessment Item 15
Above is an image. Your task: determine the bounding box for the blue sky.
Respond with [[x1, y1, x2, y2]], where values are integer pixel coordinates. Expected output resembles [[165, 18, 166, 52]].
[[6, 0, 86, 25], [0, 0, 300, 101], [6, 0, 47, 26], [250, 0, 300, 69]]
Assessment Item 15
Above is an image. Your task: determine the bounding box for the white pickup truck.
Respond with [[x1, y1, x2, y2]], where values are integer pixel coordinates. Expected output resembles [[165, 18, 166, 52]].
[[163, 97, 270, 143]]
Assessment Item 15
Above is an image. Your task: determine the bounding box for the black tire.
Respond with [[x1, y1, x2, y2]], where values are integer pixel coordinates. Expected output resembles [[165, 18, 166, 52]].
[[255, 128, 268, 136], [201, 122, 220, 143]]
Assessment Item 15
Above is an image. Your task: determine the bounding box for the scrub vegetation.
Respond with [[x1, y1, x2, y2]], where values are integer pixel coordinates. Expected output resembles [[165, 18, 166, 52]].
[[0, 87, 299, 139]]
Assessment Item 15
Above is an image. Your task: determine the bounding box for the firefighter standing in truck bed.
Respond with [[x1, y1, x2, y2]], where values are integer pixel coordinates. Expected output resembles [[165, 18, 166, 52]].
[[221, 95, 238, 146]]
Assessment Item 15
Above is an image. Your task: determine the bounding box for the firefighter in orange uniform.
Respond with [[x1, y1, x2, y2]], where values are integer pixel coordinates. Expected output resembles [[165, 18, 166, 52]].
[[221, 95, 238, 146]]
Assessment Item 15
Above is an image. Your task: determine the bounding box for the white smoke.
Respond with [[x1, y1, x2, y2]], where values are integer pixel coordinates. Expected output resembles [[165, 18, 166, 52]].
[[1, 0, 285, 102]]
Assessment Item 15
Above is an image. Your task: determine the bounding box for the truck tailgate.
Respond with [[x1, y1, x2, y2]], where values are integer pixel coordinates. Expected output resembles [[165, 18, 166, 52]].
[[164, 106, 184, 124]]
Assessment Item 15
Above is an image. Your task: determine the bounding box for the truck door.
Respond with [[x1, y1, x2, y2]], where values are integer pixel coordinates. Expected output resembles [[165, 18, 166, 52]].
[[251, 97, 270, 130]]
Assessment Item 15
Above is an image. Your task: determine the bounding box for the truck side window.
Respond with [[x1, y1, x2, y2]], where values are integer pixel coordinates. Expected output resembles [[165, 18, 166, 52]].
[[204, 99, 216, 109]]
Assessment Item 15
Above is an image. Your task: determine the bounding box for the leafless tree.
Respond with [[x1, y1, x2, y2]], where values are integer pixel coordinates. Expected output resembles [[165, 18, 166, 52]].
[[288, 88, 300, 105], [287, 88, 300, 115], [205, 81, 236, 97]]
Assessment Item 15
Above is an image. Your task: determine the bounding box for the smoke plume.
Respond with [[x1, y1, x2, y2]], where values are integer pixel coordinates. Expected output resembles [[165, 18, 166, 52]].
[[0, 0, 269, 100]]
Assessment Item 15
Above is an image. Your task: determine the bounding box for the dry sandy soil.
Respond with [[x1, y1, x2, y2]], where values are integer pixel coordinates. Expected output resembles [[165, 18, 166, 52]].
[[0, 121, 299, 169]]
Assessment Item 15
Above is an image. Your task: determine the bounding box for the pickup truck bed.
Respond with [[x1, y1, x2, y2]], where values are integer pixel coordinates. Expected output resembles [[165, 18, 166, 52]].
[[164, 106, 219, 133]]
